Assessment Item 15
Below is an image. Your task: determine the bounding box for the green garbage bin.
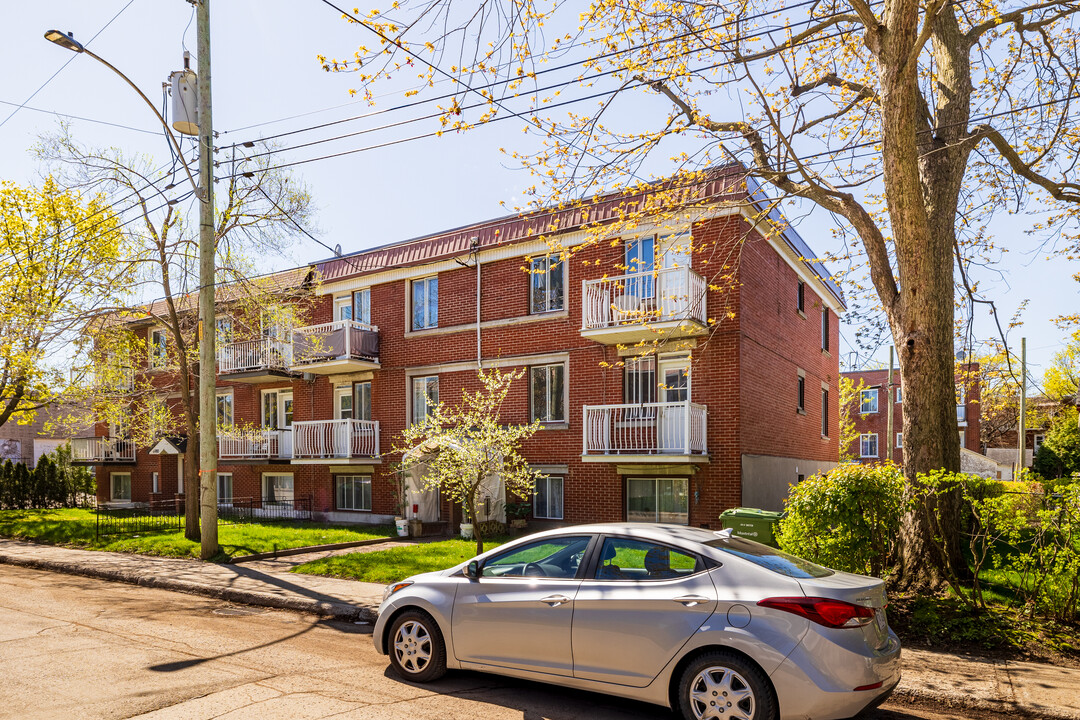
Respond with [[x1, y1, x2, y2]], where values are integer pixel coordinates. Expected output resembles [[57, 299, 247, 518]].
[[719, 507, 785, 548]]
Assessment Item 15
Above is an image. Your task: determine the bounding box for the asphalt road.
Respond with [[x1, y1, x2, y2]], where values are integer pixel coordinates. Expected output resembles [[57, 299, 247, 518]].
[[0, 565, 1004, 720]]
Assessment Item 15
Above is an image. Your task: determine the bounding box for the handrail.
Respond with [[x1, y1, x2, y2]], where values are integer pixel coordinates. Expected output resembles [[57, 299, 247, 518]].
[[293, 418, 379, 458], [582, 401, 707, 455], [292, 320, 380, 365], [582, 266, 707, 330], [71, 436, 136, 462], [217, 337, 293, 374]]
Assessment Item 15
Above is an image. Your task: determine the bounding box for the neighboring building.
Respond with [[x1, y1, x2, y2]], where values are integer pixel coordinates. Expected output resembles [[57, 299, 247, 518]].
[[0, 404, 79, 468], [80, 167, 844, 521], [841, 364, 981, 465]]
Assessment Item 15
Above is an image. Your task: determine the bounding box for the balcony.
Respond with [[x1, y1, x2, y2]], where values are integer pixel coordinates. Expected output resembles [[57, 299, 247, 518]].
[[581, 267, 709, 344], [292, 419, 380, 463], [218, 338, 296, 383], [71, 437, 136, 464], [291, 320, 380, 374], [218, 428, 292, 462], [582, 401, 708, 462]]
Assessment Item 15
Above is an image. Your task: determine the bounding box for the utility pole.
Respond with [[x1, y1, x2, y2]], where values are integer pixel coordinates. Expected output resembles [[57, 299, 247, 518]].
[[197, 0, 218, 559], [887, 346, 894, 463], [1017, 337, 1027, 479]]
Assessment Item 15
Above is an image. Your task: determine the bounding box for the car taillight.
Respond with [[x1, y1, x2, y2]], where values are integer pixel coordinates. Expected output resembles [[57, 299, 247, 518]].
[[757, 597, 875, 628]]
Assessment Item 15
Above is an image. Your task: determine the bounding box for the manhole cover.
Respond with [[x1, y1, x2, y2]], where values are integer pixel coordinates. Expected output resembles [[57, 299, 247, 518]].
[[213, 606, 268, 617]]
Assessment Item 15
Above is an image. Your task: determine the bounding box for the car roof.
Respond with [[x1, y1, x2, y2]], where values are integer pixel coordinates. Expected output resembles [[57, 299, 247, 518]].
[[523, 522, 722, 548]]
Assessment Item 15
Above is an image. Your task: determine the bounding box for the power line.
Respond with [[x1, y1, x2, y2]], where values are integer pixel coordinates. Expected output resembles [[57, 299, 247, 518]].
[[0, 0, 138, 130], [0, 99, 159, 135]]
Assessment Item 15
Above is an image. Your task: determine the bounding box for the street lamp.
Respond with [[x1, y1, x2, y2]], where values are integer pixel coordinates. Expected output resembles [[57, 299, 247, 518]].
[[43, 30, 201, 198]]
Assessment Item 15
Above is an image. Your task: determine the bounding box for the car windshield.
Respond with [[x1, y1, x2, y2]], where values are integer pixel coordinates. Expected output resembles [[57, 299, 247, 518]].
[[704, 536, 834, 578]]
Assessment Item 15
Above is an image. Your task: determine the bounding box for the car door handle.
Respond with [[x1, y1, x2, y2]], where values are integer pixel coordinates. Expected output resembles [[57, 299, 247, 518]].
[[673, 595, 710, 607], [540, 595, 571, 607]]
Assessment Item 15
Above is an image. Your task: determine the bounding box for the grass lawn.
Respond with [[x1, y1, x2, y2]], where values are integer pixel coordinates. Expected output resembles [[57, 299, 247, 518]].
[[293, 538, 508, 584], [0, 508, 393, 561]]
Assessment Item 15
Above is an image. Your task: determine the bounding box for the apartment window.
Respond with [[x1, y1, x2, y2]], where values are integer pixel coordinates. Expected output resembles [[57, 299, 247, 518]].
[[822, 388, 830, 437], [895, 385, 902, 403], [797, 373, 806, 412], [217, 473, 233, 503], [625, 235, 656, 298], [353, 288, 371, 325], [353, 381, 372, 421], [529, 256, 565, 314], [263, 473, 294, 503], [530, 364, 566, 423], [335, 387, 353, 419], [623, 356, 657, 404], [215, 316, 233, 344], [337, 475, 372, 511], [111, 472, 132, 502], [148, 328, 168, 368], [1034, 434, 1045, 451], [859, 388, 879, 414], [534, 475, 564, 520], [797, 280, 805, 312], [335, 296, 352, 321], [860, 433, 879, 458], [216, 391, 234, 427], [627, 477, 689, 525], [896, 433, 903, 449], [151, 472, 160, 494], [411, 276, 438, 330], [411, 375, 439, 423], [821, 309, 830, 352]]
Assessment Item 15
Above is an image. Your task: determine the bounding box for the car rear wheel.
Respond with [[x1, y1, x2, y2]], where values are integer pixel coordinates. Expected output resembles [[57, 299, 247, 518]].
[[676, 651, 776, 720], [388, 609, 447, 682]]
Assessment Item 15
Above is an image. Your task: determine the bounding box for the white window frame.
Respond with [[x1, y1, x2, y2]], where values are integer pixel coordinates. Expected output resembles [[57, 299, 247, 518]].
[[336, 475, 372, 511], [860, 388, 879, 414], [895, 385, 902, 403], [821, 386, 830, 438], [353, 288, 371, 325], [151, 472, 160, 494], [217, 472, 233, 504], [353, 381, 372, 421], [335, 295, 353, 321], [411, 375, 439, 424], [335, 386, 354, 420], [797, 370, 806, 412], [529, 255, 565, 314], [534, 475, 564, 519], [215, 315, 234, 345], [111, 472, 132, 502], [262, 472, 294, 503], [148, 327, 168, 369], [1034, 433, 1045, 450], [411, 276, 438, 330], [896, 433, 903, 449], [860, 433, 879, 458], [530, 363, 567, 423], [216, 390, 234, 428]]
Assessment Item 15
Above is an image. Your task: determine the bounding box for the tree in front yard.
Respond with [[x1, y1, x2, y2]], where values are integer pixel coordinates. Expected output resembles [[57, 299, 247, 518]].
[[394, 368, 540, 555]]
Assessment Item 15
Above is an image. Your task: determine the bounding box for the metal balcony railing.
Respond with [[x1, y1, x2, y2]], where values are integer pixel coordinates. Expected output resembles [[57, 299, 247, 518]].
[[582, 401, 707, 456], [218, 428, 292, 460], [293, 419, 379, 459], [71, 437, 136, 463], [217, 337, 293, 374], [582, 267, 707, 330], [292, 320, 379, 366]]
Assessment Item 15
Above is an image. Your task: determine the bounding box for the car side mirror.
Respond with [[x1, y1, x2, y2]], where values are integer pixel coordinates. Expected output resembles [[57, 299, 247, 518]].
[[465, 560, 480, 580]]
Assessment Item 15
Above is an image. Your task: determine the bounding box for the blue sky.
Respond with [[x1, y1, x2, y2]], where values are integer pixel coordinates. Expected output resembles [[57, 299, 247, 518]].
[[3, 1, 1076, 377]]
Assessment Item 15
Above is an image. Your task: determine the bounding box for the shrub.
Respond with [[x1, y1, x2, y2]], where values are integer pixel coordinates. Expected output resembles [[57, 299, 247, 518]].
[[777, 462, 905, 576]]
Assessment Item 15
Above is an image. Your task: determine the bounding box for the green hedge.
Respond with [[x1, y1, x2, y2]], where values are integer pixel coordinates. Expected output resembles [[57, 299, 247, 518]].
[[0, 445, 95, 510]]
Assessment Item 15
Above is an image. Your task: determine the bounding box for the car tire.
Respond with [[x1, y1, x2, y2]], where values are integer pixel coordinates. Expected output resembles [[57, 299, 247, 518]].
[[676, 651, 776, 720], [387, 609, 447, 683]]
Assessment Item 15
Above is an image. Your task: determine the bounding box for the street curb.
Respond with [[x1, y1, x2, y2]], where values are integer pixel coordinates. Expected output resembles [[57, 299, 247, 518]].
[[892, 680, 1080, 720], [227, 536, 400, 563], [0, 552, 380, 623]]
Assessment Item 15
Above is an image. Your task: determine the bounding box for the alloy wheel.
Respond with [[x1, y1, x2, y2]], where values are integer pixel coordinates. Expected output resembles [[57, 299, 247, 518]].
[[392, 619, 432, 674], [688, 665, 756, 720]]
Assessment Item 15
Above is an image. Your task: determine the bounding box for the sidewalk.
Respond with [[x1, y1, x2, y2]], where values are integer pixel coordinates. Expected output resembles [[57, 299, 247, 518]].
[[1, 538, 1078, 719]]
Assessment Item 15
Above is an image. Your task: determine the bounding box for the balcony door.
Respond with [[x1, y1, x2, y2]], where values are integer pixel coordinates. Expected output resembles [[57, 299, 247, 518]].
[[657, 356, 690, 453], [263, 390, 294, 458], [658, 233, 691, 320]]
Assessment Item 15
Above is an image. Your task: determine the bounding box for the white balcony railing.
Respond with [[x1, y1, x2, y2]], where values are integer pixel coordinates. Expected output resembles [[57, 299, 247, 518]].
[[292, 320, 379, 366], [583, 401, 707, 456], [293, 419, 379, 459], [218, 337, 293, 374], [218, 428, 291, 460], [71, 437, 136, 463], [582, 267, 707, 330]]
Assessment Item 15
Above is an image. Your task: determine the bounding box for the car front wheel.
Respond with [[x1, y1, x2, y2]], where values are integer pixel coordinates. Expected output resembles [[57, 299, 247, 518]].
[[676, 651, 776, 720], [388, 609, 447, 682]]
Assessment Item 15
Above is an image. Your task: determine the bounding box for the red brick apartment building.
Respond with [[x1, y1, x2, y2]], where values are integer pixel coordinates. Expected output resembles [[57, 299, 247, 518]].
[[77, 168, 844, 526], [840, 365, 981, 464]]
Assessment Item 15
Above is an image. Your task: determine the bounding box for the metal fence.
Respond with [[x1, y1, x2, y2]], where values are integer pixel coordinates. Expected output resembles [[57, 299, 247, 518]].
[[216, 495, 314, 523], [94, 498, 184, 540]]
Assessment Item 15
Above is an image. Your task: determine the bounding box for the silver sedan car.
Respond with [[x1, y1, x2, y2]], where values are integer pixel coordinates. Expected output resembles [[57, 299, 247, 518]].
[[373, 523, 901, 720]]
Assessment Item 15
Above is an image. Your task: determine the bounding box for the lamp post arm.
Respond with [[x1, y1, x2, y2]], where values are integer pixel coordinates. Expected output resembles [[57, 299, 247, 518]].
[[81, 47, 201, 198]]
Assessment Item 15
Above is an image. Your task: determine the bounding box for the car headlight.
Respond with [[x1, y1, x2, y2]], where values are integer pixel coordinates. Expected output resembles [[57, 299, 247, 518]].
[[382, 581, 413, 603]]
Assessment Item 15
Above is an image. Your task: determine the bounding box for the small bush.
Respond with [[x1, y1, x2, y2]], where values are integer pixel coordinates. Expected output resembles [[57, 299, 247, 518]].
[[777, 462, 905, 576]]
